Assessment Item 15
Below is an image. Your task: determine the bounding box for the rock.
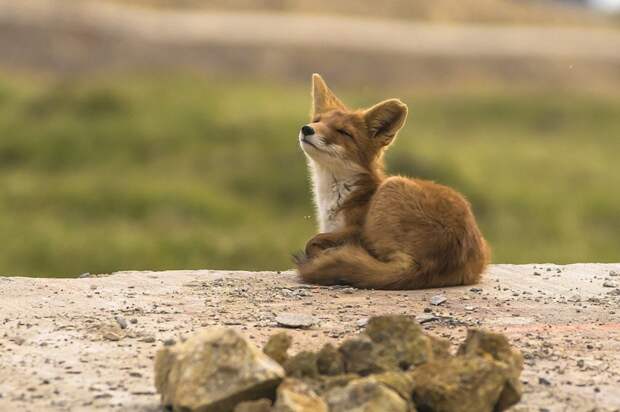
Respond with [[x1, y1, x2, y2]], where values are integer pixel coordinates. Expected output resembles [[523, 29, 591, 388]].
[[366, 315, 435, 370], [115, 316, 128, 330], [410, 356, 508, 412], [457, 329, 523, 410], [311, 374, 360, 395], [430, 295, 447, 306], [284, 351, 319, 379], [415, 314, 438, 324], [324, 376, 411, 412], [272, 379, 328, 412], [339, 316, 439, 375], [100, 324, 124, 341], [316, 344, 345, 376], [428, 335, 452, 359], [234, 399, 272, 412], [275, 313, 317, 329], [356, 317, 369, 328], [155, 327, 284, 412], [372, 372, 414, 401], [103, 332, 121, 341], [264, 332, 292, 365], [603, 281, 618, 288], [457, 329, 523, 370], [339, 336, 380, 375], [538, 377, 551, 386]]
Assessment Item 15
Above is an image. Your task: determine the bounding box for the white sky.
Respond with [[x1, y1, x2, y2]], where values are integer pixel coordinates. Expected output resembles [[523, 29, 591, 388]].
[[589, 0, 620, 11]]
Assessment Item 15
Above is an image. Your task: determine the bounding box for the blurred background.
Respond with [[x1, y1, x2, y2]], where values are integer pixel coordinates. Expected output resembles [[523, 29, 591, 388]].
[[0, 0, 619, 277]]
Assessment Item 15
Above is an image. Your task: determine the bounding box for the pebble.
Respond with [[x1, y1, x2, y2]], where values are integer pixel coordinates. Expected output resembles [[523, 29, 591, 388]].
[[430, 295, 447, 306], [356, 317, 369, 328], [538, 377, 551, 386], [275, 312, 317, 329], [115, 316, 128, 329], [416, 313, 439, 324], [602, 281, 618, 288], [103, 332, 121, 342]]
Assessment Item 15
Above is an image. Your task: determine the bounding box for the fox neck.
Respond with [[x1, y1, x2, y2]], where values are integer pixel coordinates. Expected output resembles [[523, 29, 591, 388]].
[[308, 159, 383, 233]]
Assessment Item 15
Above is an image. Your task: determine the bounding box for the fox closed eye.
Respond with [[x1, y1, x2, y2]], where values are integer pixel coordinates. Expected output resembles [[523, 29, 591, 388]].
[[336, 129, 353, 138]]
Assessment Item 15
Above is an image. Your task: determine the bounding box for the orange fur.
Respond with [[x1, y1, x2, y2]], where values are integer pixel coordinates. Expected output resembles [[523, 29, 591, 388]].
[[295, 74, 490, 290]]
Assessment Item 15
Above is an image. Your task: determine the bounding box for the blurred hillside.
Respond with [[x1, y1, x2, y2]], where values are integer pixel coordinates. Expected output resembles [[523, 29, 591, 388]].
[[94, 0, 615, 26], [2, 0, 619, 93], [0, 0, 619, 276]]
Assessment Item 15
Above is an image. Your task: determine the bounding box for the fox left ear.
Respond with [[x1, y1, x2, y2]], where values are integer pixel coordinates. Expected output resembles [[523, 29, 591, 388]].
[[312, 73, 346, 116], [364, 99, 408, 146]]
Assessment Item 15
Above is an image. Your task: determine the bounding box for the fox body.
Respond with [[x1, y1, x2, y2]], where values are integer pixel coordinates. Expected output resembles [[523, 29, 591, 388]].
[[295, 74, 490, 290]]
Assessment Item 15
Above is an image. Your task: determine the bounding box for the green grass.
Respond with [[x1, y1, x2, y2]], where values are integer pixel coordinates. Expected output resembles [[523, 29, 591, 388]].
[[0, 73, 618, 277]]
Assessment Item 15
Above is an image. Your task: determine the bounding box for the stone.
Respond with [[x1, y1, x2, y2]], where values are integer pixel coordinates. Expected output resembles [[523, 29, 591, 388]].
[[428, 335, 452, 359], [284, 351, 319, 379], [272, 379, 328, 412], [410, 356, 508, 412], [264, 332, 292, 365], [154, 327, 284, 412], [340, 316, 440, 375], [115, 316, 128, 330], [339, 336, 380, 375], [430, 295, 447, 306], [316, 343, 345, 376], [457, 329, 523, 410], [372, 372, 414, 401], [415, 314, 438, 324], [234, 399, 272, 412], [603, 281, 618, 288], [275, 313, 317, 329], [324, 376, 411, 412]]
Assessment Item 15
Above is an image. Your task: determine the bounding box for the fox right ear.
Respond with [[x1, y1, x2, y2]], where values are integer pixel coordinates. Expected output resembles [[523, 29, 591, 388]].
[[312, 73, 346, 116]]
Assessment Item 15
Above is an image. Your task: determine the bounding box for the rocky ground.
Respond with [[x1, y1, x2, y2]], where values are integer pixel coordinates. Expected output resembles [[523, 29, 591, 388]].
[[1, 264, 619, 411]]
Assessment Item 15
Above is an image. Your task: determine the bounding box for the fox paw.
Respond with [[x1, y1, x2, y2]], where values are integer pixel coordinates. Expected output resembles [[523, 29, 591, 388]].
[[291, 250, 309, 266]]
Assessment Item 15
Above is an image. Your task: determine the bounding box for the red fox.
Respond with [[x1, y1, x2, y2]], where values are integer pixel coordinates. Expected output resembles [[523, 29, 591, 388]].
[[294, 74, 490, 290]]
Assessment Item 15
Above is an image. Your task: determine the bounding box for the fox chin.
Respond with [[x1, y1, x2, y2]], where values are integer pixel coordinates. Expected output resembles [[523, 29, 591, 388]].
[[294, 73, 490, 290]]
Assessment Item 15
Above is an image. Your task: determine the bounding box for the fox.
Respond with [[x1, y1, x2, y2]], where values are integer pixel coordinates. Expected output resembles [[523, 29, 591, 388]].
[[294, 73, 490, 290]]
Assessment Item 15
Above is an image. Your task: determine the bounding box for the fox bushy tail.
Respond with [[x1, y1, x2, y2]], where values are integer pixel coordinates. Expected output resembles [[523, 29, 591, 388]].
[[296, 244, 419, 290], [295, 243, 482, 290]]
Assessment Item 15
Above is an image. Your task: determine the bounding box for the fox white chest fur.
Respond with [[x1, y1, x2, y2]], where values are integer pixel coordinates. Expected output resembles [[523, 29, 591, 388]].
[[308, 162, 357, 232]]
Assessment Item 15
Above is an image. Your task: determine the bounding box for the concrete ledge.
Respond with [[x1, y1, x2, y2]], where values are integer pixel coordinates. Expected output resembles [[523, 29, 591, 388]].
[[1, 264, 619, 411]]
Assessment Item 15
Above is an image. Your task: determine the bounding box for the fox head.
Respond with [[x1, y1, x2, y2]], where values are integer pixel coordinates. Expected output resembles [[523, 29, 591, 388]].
[[299, 73, 408, 172]]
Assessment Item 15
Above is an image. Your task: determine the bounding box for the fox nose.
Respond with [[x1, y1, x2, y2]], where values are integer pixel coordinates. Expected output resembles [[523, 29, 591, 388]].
[[301, 125, 315, 136]]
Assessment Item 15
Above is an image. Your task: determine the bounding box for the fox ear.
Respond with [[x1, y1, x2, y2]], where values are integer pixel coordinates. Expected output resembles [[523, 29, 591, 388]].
[[364, 99, 408, 146], [312, 73, 346, 116]]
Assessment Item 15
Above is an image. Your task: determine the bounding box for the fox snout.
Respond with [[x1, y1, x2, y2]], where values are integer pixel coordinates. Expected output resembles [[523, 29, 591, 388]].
[[299, 124, 319, 151], [301, 125, 315, 136]]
